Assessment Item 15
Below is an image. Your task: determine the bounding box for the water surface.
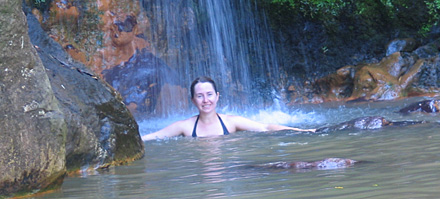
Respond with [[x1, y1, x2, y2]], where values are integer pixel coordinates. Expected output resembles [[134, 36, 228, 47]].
[[34, 97, 440, 198]]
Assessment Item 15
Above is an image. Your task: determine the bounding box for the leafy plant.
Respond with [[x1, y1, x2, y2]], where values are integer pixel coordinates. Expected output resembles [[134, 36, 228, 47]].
[[31, 0, 52, 12], [420, 0, 440, 36]]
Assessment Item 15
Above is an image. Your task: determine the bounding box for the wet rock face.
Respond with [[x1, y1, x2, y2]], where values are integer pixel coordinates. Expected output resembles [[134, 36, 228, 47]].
[[114, 14, 137, 33], [25, 4, 145, 172], [50, 0, 80, 24], [102, 48, 184, 117], [34, 0, 150, 77], [312, 39, 440, 103], [312, 65, 355, 102], [386, 38, 417, 56], [415, 56, 440, 90], [349, 52, 421, 101], [0, 1, 66, 197], [413, 39, 440, 59]]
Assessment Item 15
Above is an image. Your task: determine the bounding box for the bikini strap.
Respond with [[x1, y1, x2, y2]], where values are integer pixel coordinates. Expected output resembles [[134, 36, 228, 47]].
[[217, 114, 230, 135], [192, 114, 229, 137], [192, 115, 199, 137]]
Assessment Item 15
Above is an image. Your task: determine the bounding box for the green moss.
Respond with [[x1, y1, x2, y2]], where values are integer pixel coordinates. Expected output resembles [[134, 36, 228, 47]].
[[260, 0, 439, 38], [114, 130, 144, 163]]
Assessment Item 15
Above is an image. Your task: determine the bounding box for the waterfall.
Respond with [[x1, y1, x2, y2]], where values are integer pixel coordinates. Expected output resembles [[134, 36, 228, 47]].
[[140, 0, 281, 115]]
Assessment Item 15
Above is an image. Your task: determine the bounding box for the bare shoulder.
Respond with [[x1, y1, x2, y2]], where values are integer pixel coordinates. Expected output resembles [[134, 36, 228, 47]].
[[171, 115, 196, 127], [218, 114, 265, 132], [218, 114, 244, 123], [174, 115, 198, 135], [220, 114, 252, 122], [178, 115, 198, 126]]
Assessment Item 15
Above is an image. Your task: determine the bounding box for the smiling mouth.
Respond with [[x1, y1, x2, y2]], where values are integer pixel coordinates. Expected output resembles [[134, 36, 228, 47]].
[[202, 104, 212, 109]]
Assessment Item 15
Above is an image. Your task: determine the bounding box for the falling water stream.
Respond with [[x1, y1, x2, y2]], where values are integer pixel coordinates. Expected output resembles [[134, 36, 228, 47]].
[[140, 0, 280, 114]]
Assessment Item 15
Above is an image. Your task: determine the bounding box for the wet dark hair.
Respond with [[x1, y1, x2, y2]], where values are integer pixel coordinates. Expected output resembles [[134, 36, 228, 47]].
[[190, 76, 218, 99]]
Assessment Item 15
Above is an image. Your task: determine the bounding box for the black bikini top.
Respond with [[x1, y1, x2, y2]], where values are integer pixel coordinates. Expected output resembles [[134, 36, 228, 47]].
[[192, 114, 230, 137]]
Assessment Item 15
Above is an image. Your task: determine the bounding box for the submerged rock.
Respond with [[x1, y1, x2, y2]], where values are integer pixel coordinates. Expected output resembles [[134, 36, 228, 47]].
[[316, 116, 425, 133], [256, 158, 357, 170], [398, 99, 440, 113]]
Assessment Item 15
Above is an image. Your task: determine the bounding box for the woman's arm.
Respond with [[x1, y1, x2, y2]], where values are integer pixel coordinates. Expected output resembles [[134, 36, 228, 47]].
[[231, 115, 269, 132], [266, 124, 316, 132], [141, 121, 186, 141], [230, 115, 315, 132]]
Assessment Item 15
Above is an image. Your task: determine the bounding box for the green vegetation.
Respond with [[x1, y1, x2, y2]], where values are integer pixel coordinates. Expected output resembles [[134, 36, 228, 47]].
[[422, 0, 440, 36], [261, 0, 440, 37], [31, 0, 52, 12]]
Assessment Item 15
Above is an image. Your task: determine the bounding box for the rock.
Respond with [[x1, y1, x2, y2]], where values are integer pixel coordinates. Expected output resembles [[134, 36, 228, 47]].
[[412, 38, 440, 59], [317, 116, 389, 133], [93, 11, 149, 72], [312, 38, 440, 103], [102, 48, 184, 117], [256, 158, 358, 170], [313, 65, 355, 101], [316, 116, 425, 133], [398, 99, 440, 113], [0, 1, 66, 197], [50, 0, 80, 24], [24, 4, 145, 172], [410, 56, 440, 93], [348, 52, 428, 101], [386, 38, 417, 56]]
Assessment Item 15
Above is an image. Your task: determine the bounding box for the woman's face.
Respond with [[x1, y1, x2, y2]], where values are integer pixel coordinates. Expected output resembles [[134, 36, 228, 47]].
[[192, 82, 219, 114]]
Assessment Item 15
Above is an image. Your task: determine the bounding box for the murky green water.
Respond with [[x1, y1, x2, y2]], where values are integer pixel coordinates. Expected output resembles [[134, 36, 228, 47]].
[[33, 97, 440, 199]]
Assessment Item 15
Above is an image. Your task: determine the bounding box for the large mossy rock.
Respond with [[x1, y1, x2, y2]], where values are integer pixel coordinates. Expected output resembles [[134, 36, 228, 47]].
[[0, 1, 144, 197], [0, 0, 67, 197], [23, 4, 144, 171]]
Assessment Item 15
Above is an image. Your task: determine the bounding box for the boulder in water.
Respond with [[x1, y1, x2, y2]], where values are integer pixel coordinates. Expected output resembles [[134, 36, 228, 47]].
[[316, 116, 425, 133], [25, 4, 145, 172], [398, 99, 440, 113], [0, 1, 66, 197], [257, 158, 358, 170]]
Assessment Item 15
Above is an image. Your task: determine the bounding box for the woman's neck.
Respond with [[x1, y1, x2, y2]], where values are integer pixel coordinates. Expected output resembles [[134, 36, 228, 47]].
[[198, 111, 218, 123]]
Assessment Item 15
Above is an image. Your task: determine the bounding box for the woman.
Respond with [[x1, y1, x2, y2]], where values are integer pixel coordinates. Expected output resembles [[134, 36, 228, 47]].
[[142, 76, 315, 141]]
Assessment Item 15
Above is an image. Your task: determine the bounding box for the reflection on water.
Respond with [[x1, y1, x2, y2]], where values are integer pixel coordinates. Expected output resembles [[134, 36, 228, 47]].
[[33, 97, 440, 199]]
